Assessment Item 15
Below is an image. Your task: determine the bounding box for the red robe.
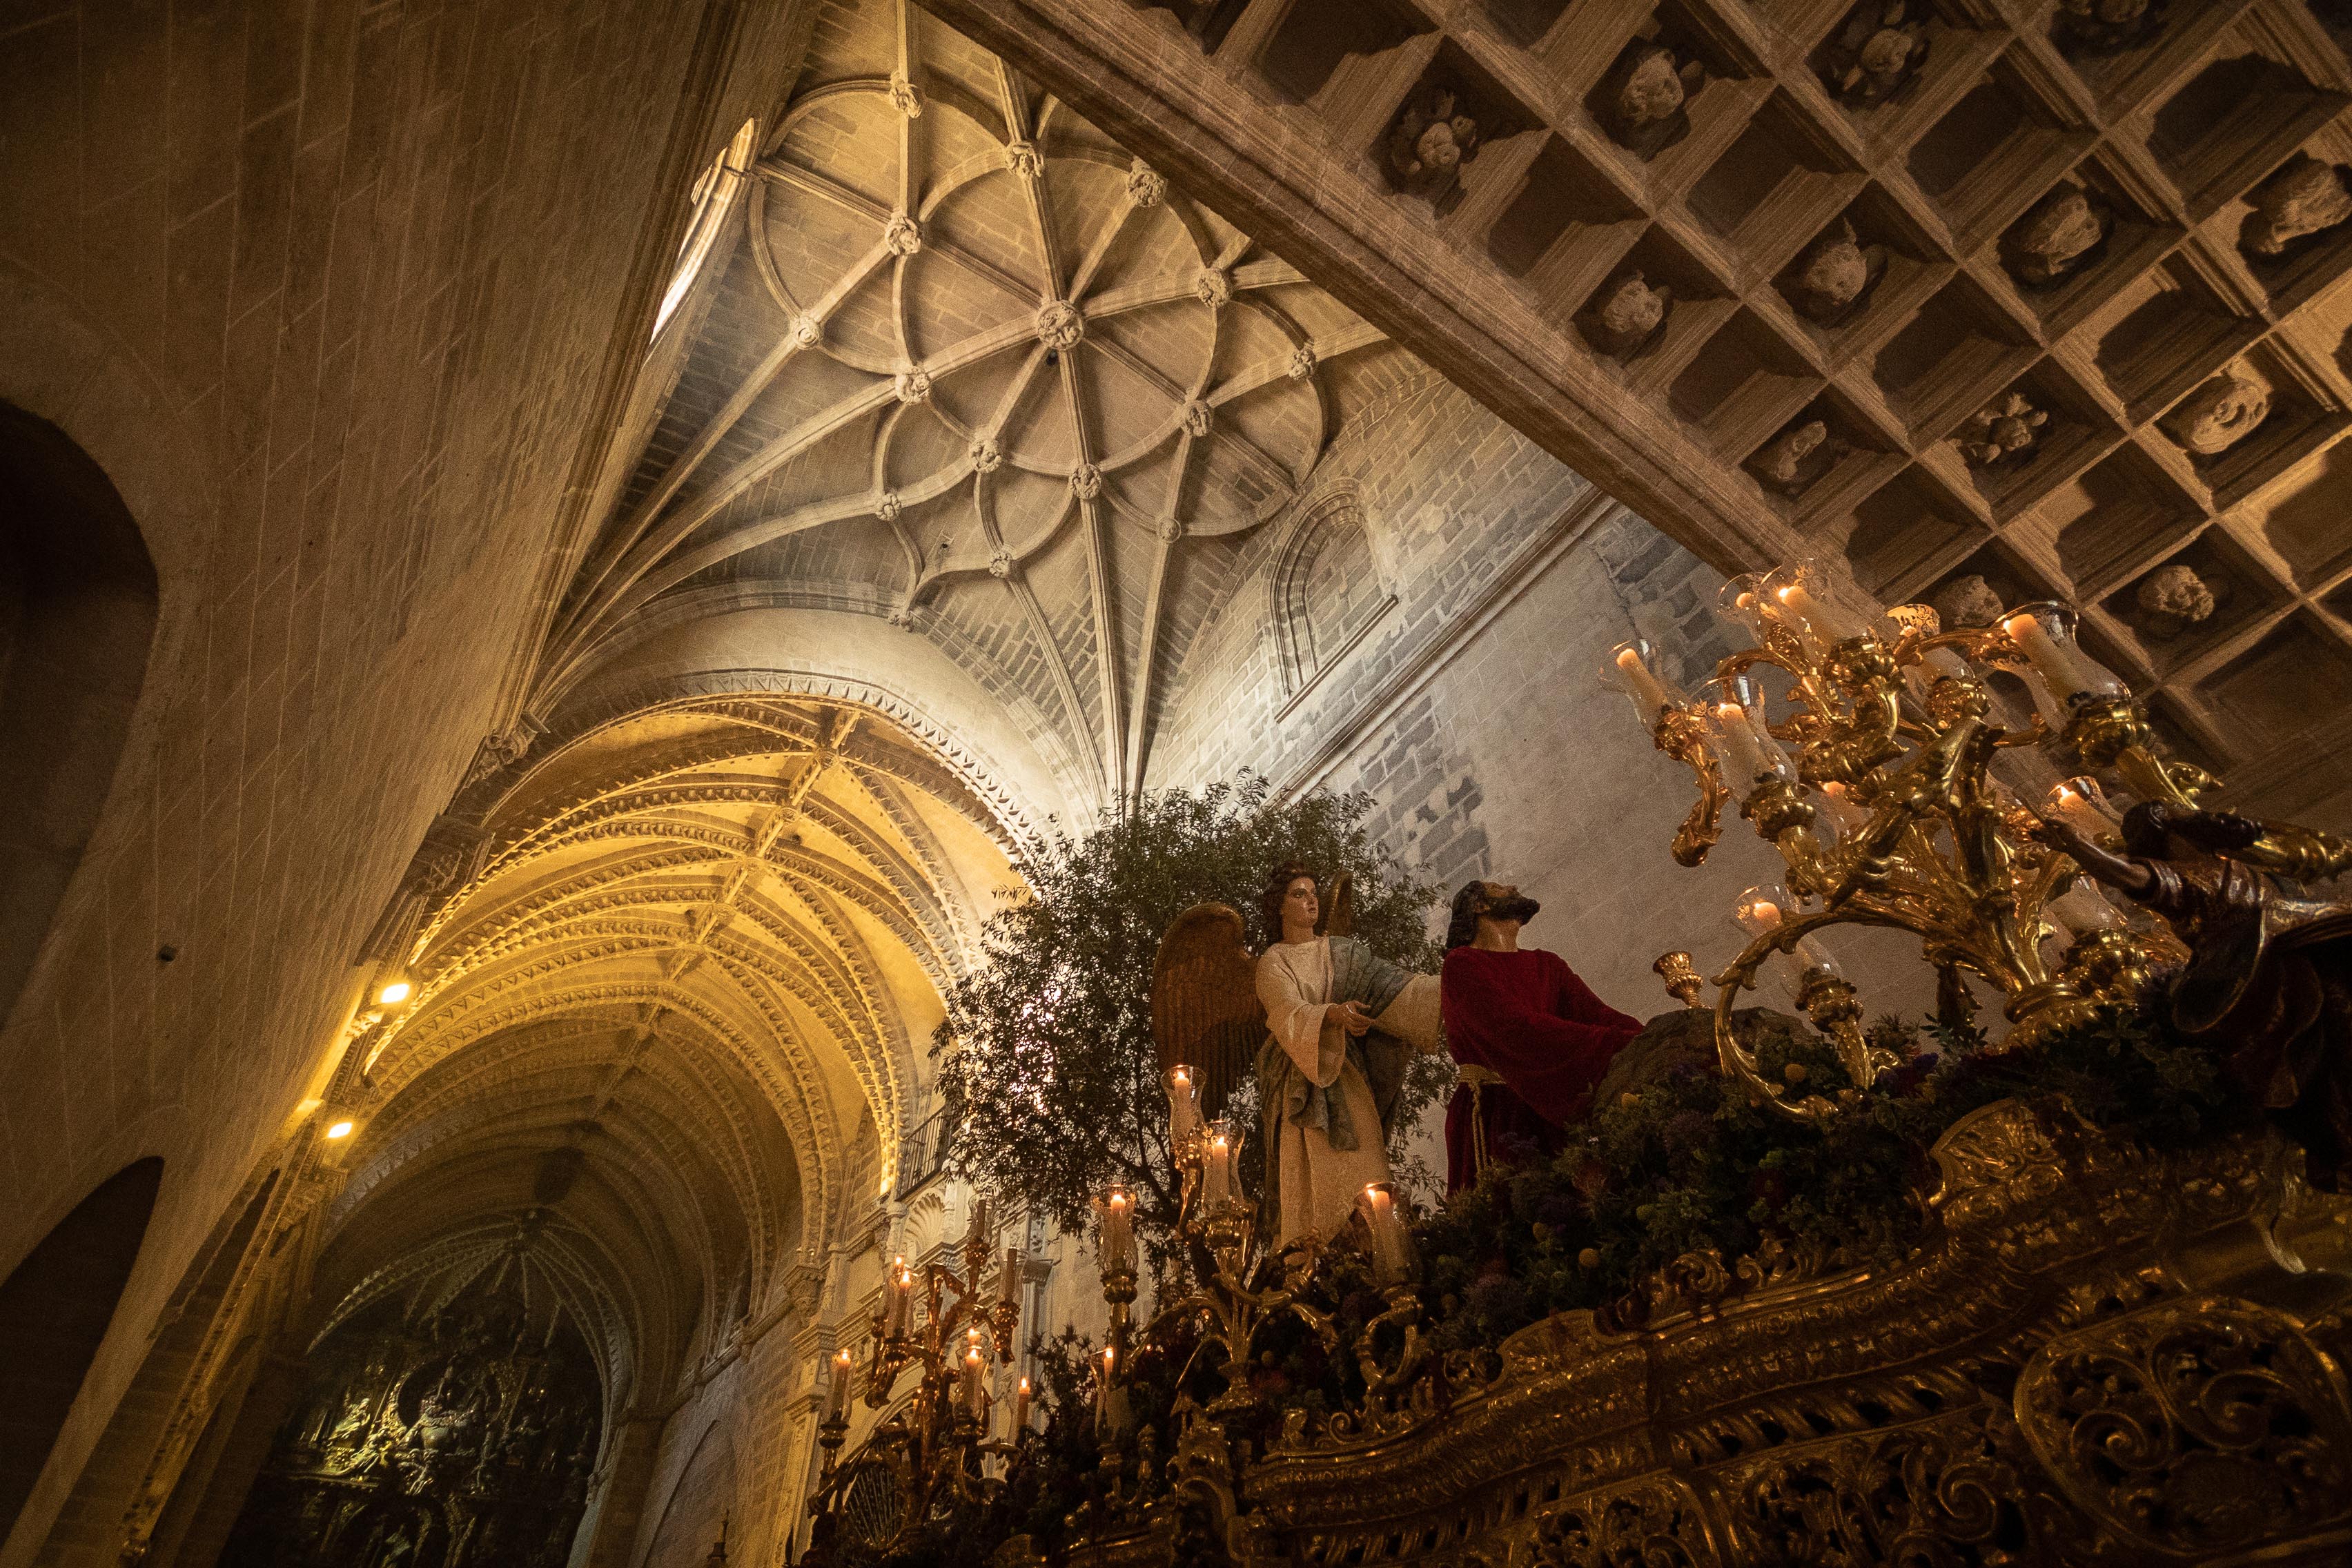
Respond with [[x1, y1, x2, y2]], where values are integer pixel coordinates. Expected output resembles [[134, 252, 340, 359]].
[[1441, 946, 1642, 1194]]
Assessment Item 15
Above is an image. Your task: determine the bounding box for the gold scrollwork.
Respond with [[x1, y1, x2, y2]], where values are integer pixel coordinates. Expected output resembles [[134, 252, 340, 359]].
[[1531, 1476, 1716, 1568], [2014, 1293, 2352, 1558]]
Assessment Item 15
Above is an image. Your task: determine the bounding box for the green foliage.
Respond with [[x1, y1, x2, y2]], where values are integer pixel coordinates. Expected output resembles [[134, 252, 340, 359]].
[[934, 777, 1447, 1260], [859, 1005, 2256, 1568], [1415, 1004, 2247, 1351]]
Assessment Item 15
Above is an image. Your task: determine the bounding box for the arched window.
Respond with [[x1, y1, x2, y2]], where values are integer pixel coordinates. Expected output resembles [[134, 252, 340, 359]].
[[1272, 491, 1393, 698], [0, 1157, 164, 1536], [653, 118, 758, 340], [0, 400, 159, 1029]]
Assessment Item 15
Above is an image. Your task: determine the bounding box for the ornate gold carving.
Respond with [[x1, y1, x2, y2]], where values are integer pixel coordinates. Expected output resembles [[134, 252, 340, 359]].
[[2015, 1295, 2352, 1557]]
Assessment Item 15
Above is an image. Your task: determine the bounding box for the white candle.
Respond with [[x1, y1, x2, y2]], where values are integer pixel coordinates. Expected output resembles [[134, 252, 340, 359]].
[[970, 1197, 992, 1251], [2003, 608, 2124, 703], [1611, 643, 1674, 723], [1201, 1124, 1236, 1211], [1012, 1375, 1032, 1434], [1166, 1065, 1201, 1149], [1774, 576, 1860, 643], [2047, 778, 2120, 839], [961, 1344, 988, 1420], [1093, 1347, 1116, 1426], [1362, 1184, 1409, 1284], [1101, 1187, 1135, 1275], [823, 1346, 854, 1421], [999, 1245, 1022, 1311], [1713, 700, 1768, 781], [885, 1257, 912, 1339]]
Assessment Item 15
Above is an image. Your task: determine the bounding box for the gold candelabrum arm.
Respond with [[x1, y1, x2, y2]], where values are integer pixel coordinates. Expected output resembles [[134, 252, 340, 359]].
[[1652, 705, 1727, 868]]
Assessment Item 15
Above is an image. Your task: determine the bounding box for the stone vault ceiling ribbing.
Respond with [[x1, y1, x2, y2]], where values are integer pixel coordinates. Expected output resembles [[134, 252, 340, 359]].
[[333, 695, 1020, 1395], [538, 0, 1416, 808]]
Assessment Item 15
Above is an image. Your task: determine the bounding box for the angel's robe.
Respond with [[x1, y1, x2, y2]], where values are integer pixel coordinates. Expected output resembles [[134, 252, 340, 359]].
[[1254, 935, 1444, 1246], [1440, 946, 1642, 1193]]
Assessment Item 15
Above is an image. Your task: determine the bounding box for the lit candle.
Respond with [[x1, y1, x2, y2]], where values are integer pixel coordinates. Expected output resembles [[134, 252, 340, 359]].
[[1360, 1183, 1410, 1284], [1712, 698, 1768, 781], [884, 1257, 912, 1340], [999, 1244, 1022, 1311], [1816, 781, 1870, 835], [1093, 1346, 1117, 1428], [2046, 778, 2120, 840], [1716, 574, 1768, 632], [1767, 562, 1861, 645], [961, 1344, 988, 1421], [1200, 1121, 1236, 1211], [1607, 640, 1675, 724], [823, 1346, 854, 1422], [2002, 606, 2125, 703], [1165, 1065, 1201, 1150], [1741, 894, 1781, 932], [1012, 1374, 1032, 1435], [1100, 1186, 1135, 1275]]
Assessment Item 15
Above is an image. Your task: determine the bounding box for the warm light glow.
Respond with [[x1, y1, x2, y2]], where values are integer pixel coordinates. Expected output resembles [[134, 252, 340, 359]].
[[325, 1119, 355, 1139], [375, 979, 412, 1007]]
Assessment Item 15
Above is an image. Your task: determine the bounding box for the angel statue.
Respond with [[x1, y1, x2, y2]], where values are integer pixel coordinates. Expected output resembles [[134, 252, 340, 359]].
[[1152, 862, 1444, 1246]]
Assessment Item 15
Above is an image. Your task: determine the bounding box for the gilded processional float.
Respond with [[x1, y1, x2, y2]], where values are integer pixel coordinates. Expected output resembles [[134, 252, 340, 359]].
[[796, 561, 2352, 1568]]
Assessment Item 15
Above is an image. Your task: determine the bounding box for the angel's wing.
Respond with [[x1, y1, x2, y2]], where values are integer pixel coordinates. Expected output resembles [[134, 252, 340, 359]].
[[1324, 870, 1356, 939], [1150, 903, 1262, 1122]]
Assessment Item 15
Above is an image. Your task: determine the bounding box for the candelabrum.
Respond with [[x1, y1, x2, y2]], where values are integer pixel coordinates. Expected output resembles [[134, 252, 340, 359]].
[[1605, 560, 2214, 1119], [803, 1203, 1029, 1555], [1085, 1075, 1435, 1440]]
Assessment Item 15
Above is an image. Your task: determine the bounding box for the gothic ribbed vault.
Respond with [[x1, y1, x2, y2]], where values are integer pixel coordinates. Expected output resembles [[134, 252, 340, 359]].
[[536, 0, 1427, 810]]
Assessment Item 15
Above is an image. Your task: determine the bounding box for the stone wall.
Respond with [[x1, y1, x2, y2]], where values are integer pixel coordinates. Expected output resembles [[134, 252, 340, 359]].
[[1150, 380, 1936, 1188], [0, 1, 765, 1559]]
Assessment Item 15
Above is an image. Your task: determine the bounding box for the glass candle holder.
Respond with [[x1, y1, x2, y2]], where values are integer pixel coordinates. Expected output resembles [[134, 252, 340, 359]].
[[884, 1257, 914, 1340], [1704, 673, 1794, 791], [2047, 776, 2123, 839], [823, 1346, 854, 1422], [1734, 883, 1835, 997], [1716, 572, 1770, 636], [1097, 1185, 1137, 1277], [1999, 602, 2127, 706], [1164, 1064, 1202, 1153], [1763, 558, 1863, 648], [1602, 636, 1683, 727], [1356, 1182, 1413, 1285], [1199, 1120, 1239, 1213]]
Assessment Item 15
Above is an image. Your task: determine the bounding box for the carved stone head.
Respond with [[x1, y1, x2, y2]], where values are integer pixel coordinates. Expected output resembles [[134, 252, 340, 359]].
[[1617, 44, 1702, 128], [1932, 574, 2004, 629], [1605, 43, 1705, 155], [2162, 371, 2271, 457], [1786, 222, 1884, 322], [1580, 270, 1672, 357], [1750, 418, 1838, 494], [2135, 562, 2219, 636], [1387, 86, 1481, 197], [1958, 392, 2048, 467], [2243, 155, 2352, 257], [2006, 188, 2106, 285]]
